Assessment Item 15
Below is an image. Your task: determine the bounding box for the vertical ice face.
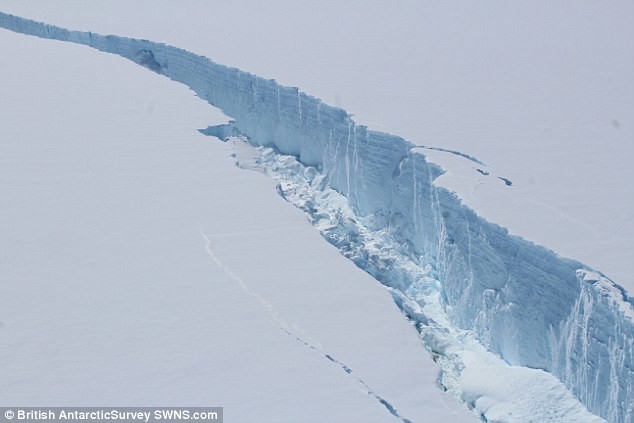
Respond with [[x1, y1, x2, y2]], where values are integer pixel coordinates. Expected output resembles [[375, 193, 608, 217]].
[[1, 12, 632, 422], [552, 271, 634, 423]]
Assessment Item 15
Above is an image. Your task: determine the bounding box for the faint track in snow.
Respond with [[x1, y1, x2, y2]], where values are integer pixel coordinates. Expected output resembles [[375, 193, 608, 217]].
[[199, 229, 415, 423]]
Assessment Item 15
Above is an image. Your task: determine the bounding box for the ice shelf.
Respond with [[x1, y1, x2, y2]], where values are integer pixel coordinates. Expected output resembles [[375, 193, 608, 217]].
[[1, 11, 632, 423]]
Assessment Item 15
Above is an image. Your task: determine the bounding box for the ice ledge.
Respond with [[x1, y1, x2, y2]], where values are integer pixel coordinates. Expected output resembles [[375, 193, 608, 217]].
[[1, 11, 632, 423], [579, 270, 634, 322]]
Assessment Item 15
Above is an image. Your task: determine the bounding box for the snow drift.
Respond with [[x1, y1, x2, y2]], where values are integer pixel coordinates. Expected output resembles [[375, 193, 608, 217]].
[[1, 12, 632, 422]]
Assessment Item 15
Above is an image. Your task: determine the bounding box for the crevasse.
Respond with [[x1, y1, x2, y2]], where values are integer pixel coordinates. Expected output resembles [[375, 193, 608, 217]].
[[1, 12, 632, 423]]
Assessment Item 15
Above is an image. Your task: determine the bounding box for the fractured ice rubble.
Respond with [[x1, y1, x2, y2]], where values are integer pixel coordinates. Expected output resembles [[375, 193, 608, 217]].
[[232, 141, 607, 423], [1, 12, 632, 423]]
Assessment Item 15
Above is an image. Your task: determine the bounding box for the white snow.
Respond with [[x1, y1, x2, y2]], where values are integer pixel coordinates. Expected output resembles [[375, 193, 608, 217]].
[[1, 0, 630, 293], [1, 1, 632, 422], [0, 26, 476, 422]]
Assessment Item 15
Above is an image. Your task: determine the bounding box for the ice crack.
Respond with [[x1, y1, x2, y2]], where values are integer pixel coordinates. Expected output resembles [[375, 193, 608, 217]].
[[199, 229, 415, 423]]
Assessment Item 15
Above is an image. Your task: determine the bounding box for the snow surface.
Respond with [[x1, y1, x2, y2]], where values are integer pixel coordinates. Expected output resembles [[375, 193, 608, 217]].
[[1, 2, 632, 422], [0, 29, 476, 422], [0, 0, 631, 294]]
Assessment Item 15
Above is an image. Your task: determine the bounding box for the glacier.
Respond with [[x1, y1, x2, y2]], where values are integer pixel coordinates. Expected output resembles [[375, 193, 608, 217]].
[[1, 11, 632, 422]]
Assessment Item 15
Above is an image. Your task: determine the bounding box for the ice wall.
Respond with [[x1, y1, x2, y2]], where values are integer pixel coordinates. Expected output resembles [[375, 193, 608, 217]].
[[1, 12, 632, 422]]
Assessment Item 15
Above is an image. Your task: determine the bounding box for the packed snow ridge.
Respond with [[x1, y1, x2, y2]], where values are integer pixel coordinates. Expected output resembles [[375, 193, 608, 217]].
[[2, 12, 632, 423]]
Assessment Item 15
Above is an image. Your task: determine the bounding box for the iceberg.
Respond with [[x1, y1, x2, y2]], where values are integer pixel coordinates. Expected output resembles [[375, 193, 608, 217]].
[[1, 11, 632, 422]]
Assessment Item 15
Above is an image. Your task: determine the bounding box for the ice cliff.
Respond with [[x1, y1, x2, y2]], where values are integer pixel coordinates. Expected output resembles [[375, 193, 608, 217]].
[[1, 12, 632, 422]]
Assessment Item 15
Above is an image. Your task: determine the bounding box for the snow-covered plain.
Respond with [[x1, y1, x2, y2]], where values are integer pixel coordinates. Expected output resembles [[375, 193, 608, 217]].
[[1, 2, 633, 422], [0, 28, 476, 423], [0, 0, 631, 293]]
